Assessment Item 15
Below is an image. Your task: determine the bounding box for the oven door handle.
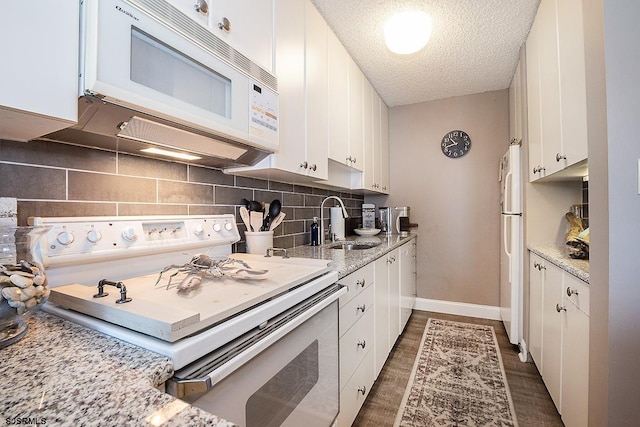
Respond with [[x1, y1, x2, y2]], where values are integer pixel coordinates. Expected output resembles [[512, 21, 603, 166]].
[[168, 284, 347, 399]]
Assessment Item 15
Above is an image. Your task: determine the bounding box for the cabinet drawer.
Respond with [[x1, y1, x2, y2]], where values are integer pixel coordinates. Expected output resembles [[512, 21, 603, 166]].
[[337, 345, 375, 427], [338, 263, 374, 308], [339, 307, 374, 390], [339, 283, 374, 337], [564, 273, 589, 315]]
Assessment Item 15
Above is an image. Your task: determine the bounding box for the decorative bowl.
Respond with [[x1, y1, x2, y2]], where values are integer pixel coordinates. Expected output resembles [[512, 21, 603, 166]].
[[354, 228, 381, 237], [0, 226, 50, 348]]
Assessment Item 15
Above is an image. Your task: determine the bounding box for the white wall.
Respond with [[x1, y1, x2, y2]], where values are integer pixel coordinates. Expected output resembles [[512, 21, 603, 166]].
[[368, 90, 509, 307]]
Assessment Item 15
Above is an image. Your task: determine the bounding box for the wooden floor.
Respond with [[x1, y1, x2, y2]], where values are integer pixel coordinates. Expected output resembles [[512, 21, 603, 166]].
[[352, 310, 564, 427]]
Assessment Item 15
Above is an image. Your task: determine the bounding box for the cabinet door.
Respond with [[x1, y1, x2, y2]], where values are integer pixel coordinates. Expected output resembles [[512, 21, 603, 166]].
[[210, 0, 274, 71], [400, 241, 416, 331], [372, 93, 382, 190], [560, 286, 589, 427], [529, 253, 545, 367], [327, 29, 349, 165], [362, 79, 375, 190], [556, 0, 588, 167], [541, 261, 563, 410], [303, 0, 328, 179], [0, 0, 78, 141], [348, 57, 364, 171], [272, 0, 305, 173], [526, 14, 544, 182], [374, 256, 390, 376], [388, 249, 401, 346], [380, 101, 390, 193]]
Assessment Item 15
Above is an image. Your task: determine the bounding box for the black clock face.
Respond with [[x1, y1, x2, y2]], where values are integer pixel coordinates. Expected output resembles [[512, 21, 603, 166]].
[[441, 130, 471, 158]]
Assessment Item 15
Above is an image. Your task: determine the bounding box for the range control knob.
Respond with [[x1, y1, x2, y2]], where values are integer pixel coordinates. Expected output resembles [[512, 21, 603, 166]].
[[86, 229, 102, 244], [224, 222, 234, 231], [121, 227, 138, 242], [213, 223, 222, 232], [56, 231, 75, 246], [193, 224, 204, 235]]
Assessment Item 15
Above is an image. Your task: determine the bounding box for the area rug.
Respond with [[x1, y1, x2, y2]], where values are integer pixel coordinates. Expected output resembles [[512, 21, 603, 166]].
[[394, 318, 518, 426]]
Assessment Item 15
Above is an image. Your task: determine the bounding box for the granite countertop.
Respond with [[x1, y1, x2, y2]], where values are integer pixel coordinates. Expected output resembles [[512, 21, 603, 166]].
[[528, 245, 589, 283], [0, 232, 415, 426], [285, 233, 417, 278]]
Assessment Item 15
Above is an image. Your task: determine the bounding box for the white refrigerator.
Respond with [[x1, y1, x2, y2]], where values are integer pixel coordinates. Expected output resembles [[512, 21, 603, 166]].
[[499, 144, 525, 359]]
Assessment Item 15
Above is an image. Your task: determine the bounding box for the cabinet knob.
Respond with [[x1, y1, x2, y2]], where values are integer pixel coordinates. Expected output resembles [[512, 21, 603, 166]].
[[533, 165, 546, 174], [217, 16, 231, 32], [556, 153, 567, 162], [566, 287, 579, 297], [194, 0, 209, 15], [357, 386, 367, 395], [310, 163, 317, 171], [533, 261, 540, 269], [356, 279, 366, 288], [357, 304, 366, 313], [357, 340, 366, 349], [300, 161, 308, 169], [556, 303, 567, 313]]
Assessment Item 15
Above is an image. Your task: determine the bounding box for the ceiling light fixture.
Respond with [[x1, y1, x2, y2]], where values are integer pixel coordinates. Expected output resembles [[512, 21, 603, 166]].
[[384, 11, 432, 55]]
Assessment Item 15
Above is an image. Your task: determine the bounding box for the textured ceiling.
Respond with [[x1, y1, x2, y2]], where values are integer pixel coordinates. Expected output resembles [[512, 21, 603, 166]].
[[311, 0, 540, 107]]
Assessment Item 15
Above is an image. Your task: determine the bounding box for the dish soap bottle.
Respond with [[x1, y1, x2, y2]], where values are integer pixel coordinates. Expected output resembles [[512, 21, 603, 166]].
[[310, 217, 319, 246]]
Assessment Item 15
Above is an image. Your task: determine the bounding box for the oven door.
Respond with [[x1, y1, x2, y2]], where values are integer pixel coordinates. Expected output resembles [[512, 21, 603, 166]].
[[167, 284, 345, 427]]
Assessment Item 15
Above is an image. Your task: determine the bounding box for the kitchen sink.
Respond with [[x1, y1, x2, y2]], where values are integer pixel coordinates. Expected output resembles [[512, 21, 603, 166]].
[[328, 242, 381, 250]]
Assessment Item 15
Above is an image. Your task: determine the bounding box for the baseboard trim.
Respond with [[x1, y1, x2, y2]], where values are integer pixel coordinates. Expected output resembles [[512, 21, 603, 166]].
[[414, 297, 502, 321]]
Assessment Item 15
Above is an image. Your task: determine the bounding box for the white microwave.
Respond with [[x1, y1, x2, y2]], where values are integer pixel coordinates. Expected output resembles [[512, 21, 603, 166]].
[[47, 0, 278, 168]]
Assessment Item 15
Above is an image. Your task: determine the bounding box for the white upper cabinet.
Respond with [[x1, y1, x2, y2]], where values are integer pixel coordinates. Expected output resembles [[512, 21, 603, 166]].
[[526, 0, 588, 181], [327, 29, 350, 165], [169, 0, 274, 71], [0, 0, 79, 142], [347, 57, 365, 172], [361, 85, 389, 194], [380, 101, 390, 193]]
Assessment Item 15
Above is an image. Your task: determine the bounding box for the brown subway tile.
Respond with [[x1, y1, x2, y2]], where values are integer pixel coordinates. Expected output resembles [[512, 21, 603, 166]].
[[269, 181, 294, 192], [158, 180, 213, 204], [311, 187, 330, 196], [118, 204, 188, 216], [68, 171, 156, 202], [215, 185, 253, 205], [119, 154, 187, 181], [189, 165, 234, 186], [283, 193, 304, 207], [283, 220, 305, 235], [273, 235, 294, 249], [292, 184, 314, 194], [304, 194, 323, 207], [295, 207, 318, 220], [236, 176, 268, 190], [189, 205, 235, 216], [0, 139, 116, 173], [254, 190, 283, 204], [0, 164, 66, 199], [18, 201, 116, 225], [294, 233, 311, 247]]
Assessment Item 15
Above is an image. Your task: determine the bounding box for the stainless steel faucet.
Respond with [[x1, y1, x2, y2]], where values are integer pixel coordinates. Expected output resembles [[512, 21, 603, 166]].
[[319, 196, 349, 245]]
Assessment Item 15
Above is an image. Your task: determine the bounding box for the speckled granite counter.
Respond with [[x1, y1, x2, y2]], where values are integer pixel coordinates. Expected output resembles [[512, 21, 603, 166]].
[[0, 312, 234, 427], [285, 233, 416, 278], [528, 245, 589, 283], [1, 233, 415, 426]]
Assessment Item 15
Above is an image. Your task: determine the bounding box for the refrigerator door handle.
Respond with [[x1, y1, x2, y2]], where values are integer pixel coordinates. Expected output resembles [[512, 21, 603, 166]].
[[501, 211, 522, 216], [502, 170, 513, 284]]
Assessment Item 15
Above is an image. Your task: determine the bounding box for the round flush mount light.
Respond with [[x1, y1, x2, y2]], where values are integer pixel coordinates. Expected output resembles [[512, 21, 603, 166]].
[[384, 11, 432, 55]]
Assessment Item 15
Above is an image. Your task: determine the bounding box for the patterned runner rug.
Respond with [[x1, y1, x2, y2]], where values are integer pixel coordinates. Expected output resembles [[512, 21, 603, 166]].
[[394, 318, 518, 426]]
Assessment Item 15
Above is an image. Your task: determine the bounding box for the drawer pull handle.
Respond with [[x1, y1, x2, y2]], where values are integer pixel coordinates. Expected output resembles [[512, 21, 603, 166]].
[[356, 279, 366, 288], [556, 303, 566, 313], [357, 304, 366, 313], [357, 340, 366, 349], [566, 287, 579, 297], [357, 386, 367, 395]]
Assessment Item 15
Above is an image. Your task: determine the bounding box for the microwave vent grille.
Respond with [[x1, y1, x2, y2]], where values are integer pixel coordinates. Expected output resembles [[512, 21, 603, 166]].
[[128, 0, 277, 93]]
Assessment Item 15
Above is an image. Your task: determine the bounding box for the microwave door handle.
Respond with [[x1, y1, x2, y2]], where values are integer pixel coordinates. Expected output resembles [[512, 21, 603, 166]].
[[168, 285, 347, 399]]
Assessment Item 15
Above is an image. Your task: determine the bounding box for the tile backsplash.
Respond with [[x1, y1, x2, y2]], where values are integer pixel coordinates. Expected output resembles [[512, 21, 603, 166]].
[[0, 139, 363, 251]]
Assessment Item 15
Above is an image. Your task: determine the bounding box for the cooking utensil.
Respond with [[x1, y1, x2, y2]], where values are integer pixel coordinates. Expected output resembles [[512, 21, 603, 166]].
[[269, 212, 286, 231], [239, 207, 251, 231], [248, 200, 263, 213], [250, 211, 263, 232], [262, 199, 282, 231]]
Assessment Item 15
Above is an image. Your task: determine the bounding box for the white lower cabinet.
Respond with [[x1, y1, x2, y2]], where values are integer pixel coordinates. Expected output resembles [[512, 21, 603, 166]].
[[337, 239, 415, 425], [400, 240, 417, 331], [528, 251, 589, 427]]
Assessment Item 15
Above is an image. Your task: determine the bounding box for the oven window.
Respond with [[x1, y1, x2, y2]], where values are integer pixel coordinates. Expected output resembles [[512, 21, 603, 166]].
[[129, 27, 231, 118], [246, 340, 319, 427]]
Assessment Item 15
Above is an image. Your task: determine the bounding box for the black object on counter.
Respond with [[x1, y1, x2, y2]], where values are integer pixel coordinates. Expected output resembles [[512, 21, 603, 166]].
[[310, 217, 319, 246]]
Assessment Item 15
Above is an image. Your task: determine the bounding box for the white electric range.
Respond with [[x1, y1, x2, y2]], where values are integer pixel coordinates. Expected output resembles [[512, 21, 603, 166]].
[[31, 215, 343, 427]]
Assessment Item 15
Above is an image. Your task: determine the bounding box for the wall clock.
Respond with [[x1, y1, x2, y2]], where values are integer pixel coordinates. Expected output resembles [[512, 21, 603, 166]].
[[441, 130, 471, 158]]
